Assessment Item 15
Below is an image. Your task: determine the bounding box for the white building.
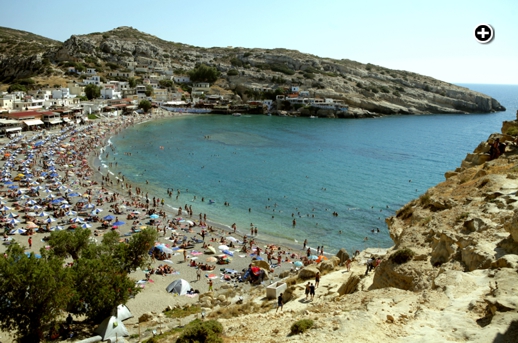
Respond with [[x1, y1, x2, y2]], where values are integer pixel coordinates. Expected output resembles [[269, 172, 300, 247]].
[[86, 68, 96, 75], [52, 88, 75, 99], [83, 76, 102, 86], [173, 76, 190, 83], [101, 86, 122, 100]]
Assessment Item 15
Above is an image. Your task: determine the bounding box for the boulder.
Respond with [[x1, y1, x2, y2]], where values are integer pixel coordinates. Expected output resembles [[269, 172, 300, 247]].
[[492, 255, 518, 269], [337, 273, 360, 295], [431, 232, 457, 266], [252, 260, 270, 270], [461, 245, 494, 271], [318, 260, 335, 273], [463, 217, 488, 233], [298, 266, 319, 280], [329, 256, 341, 267], [335, 248, 350, 265]]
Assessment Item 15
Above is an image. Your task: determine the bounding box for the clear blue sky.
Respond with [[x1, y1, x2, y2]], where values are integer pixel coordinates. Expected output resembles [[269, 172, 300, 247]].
[[2, 0, 517, 84]]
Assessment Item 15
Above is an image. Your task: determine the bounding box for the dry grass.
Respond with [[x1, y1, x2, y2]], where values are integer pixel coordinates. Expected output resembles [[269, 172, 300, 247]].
[[208, 299, 272, 319]]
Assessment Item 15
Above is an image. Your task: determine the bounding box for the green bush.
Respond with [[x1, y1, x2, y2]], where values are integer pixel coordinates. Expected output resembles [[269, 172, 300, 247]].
[[290, 319, 314, 335], [389, 248, 415, 264], [380, 86, 390, 93], [270, 63, 295, 75], [227, 69, 239, 76], [176, 319, 223, 343]]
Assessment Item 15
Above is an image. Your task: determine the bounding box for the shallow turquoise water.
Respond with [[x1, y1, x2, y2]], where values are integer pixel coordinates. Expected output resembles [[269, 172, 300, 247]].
[[104, 84, 518, 254]]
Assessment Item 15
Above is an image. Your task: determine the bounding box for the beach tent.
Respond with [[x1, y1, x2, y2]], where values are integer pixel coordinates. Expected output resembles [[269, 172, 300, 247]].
[[112, 304, 133, 322], [93, 316, 129, 340], [166, 279, 191, 295], [155, 244, 173, 254]]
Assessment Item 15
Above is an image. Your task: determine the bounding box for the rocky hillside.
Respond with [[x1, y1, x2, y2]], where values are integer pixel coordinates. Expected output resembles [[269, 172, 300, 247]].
[[0, 26, 62, 82], [0, 26, 506, 116], [120, 115, 518, 343]]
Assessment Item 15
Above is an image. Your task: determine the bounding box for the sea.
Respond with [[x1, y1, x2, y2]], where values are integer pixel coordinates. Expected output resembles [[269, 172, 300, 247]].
[[101, 84, 518, 255]]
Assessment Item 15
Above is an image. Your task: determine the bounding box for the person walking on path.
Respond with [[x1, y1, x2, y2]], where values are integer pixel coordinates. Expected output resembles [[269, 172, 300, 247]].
[[183, 250, 187, 262], [309, 283, 315, 300], [196, 268, 201, 281], [305, 282, 310, 300], [315, 272, 320, 289], [276, 293, 284, 313], [28, 236, 32, 249]]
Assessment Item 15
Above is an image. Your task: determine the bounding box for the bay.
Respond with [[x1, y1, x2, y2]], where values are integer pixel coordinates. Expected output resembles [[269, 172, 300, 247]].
[[104, 84, 518, 254]]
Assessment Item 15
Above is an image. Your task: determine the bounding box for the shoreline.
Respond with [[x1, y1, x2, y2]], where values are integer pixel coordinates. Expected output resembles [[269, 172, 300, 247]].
[[89, 110, 373, 256]]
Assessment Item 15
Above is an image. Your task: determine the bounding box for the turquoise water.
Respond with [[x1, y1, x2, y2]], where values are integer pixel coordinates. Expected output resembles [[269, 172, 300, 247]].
[[104, 84, 518, 254]]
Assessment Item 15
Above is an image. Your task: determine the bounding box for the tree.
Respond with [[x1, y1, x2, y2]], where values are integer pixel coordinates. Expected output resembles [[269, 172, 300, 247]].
[[84, 84, 101, 100], [0, 229, 157, 339], [0, 244, 73, 342], [145, 85, 154, 97], [188, 64, 220, 83], [7, 84, 27, 93], [158, 80, 173, 89], [128, 77, 137, 88], [79, 95, 88, 101], [139, 99, 152, 113], [47, 227, 91, 260]]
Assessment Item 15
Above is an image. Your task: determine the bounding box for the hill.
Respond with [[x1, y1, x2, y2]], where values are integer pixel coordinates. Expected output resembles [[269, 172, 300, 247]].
[[0, 26, 506, 116]]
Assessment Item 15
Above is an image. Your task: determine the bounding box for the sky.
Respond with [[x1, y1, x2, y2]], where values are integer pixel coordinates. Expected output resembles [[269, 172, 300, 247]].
[[2, 0, 517, 84]]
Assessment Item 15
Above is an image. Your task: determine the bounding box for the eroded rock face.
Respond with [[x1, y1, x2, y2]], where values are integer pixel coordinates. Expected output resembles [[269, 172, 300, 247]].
[[370, 259, 436, 291], [431, 232, 457, 266], [337, 273, 360, 295], [504, 209, 518, 243]]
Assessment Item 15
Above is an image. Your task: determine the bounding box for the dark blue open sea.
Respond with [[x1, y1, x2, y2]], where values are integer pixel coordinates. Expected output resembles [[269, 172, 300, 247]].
[[103, 84, 518, 254]]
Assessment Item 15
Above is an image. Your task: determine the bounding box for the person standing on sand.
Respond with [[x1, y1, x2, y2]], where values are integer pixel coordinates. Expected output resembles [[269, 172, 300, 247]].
[[28, 236, 32, 248], [305, 282, 310, 300], [276, 293, 284, 313], [315, 272, 320, 288], [183, 250, 187, 262], [303, 239, 307, 249], [197, 268, 201, 281], [208, 279, 213, 292]]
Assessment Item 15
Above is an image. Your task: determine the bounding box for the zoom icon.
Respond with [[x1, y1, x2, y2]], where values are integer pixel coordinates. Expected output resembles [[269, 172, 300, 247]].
[[474, 24, 494, 44]]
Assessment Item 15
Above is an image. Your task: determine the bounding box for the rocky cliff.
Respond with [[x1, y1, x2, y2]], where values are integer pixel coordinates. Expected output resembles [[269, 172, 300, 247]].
[[0, 26, 506, 116]]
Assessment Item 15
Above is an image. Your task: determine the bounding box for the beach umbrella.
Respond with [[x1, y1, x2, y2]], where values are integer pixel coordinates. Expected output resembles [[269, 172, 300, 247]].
[[49, 226, 65, 231], [0, 205, 11, 211], [6, 212, 18, 219], [81, 223, 92, 228], [294, 261, 304, 267], [83, 203, 95, 209], [25, 199, 37, 205], [70, 217, 84, 223], [226, 236, 238, 242], [9, 228, 26, 234], [205, 246, 216, 254], [43, 188, 53, 193], [154, 244, 173, 254], [65, 210, 77, 216], [218, 245, 229, 251], [103, 215, 115, 221], [316, 255, 328, 263], [60, 204, 71, 209], [309, 255, 319, 260], [31, 205, 43, 210], [45, 217, 56, 223], [112, 221, 125, 227], [68, 192, 80, 197], [37, 211, 49, 217], [149, 214, 159, 219], [8, 185, 18, 189], [26, 221, 38, 229]]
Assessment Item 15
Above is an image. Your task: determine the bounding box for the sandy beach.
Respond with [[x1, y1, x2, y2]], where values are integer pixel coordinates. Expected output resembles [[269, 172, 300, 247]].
[[0, 109, 314, 340]]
